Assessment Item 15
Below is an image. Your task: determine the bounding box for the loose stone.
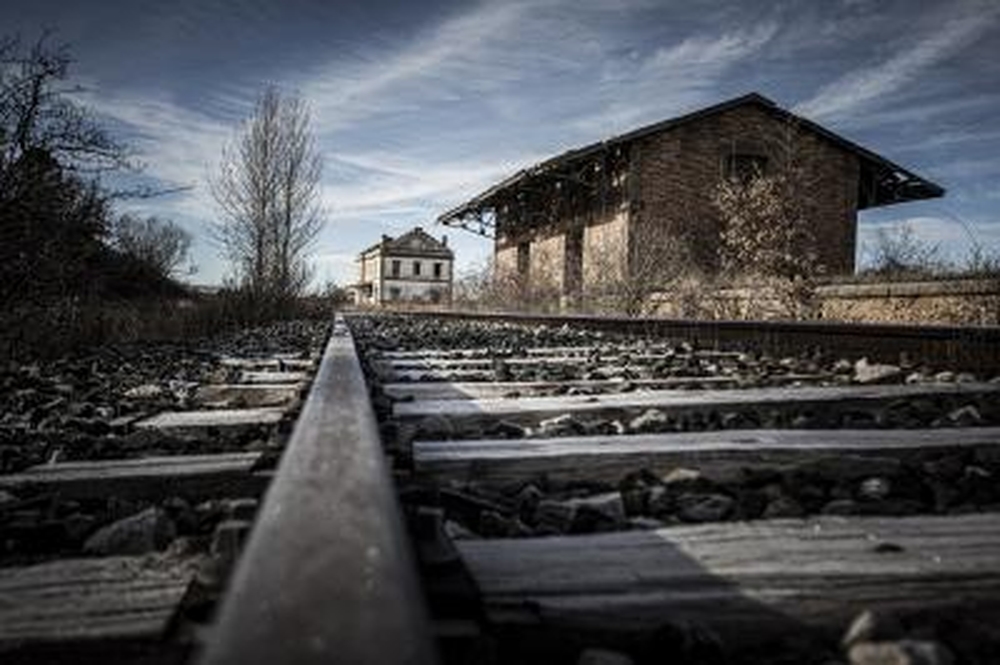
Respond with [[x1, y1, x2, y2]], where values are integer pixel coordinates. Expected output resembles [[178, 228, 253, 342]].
[[83, 506, 177, 555], [847, 640, 955, 665], [675, 493, 734, 523], [841, 609, 905, 648], [628, 408, 670, 433], [577, 648, 635, 665], [854, 358, 903, 385]]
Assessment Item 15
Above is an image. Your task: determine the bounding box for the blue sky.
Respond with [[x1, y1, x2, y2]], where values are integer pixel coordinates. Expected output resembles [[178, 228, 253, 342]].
[[4, 0, 999, 287]]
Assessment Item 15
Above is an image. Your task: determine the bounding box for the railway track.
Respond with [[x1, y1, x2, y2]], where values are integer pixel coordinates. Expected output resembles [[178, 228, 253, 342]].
[[0, 320, 328, 664], [4, 312, 1000, 664]]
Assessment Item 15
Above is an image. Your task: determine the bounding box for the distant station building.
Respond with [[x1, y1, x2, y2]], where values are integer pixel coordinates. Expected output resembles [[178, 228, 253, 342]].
[[351, 227, 454, 307], [438, 93, 944, 304]]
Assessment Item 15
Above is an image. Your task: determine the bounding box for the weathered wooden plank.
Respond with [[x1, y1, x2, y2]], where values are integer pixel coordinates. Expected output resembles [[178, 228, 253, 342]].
[[395, 382, 1000, 423], [415, 427, 1000, 483], [0, 556, 193, 651], [378, 345, 741, 360], [459, 512, 1000, 647], [377, 353, 698, 371], [0, 452, 266, 500], [194, 384, 301, 408], [384, 375, 829, 401], [219, 357, 314, 370], [135, 407, 286, 432], [386, 368, 499, 382], [239, 370, 309, 384]]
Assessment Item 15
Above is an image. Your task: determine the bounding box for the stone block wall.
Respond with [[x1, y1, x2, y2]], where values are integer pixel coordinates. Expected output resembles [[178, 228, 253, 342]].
[[494, 244, 519, 287], [529, 232, 567, 299], [817, 280, 1000, 325], [582, 210, 628, 291]]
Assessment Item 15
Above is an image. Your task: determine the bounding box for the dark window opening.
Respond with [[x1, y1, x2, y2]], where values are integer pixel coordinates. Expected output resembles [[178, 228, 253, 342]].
[[433, 262, 442, 278], [565, 227, 583, 297], [723, 153, 768, 183], [391, 260, 400, 277], [516, 242, 530, 277], [388, 286, 401, 300], [413, 261, 421, 276]]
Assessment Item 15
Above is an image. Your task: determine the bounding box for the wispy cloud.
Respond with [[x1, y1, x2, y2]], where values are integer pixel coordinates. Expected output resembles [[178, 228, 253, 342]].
[[21, 0, 996, 287], [298, 2, 532, 134], [575, 22, 779, 134], [77, 88, 230, 217], [324, 153, 517, 218], [795, 1, 1000, 120]]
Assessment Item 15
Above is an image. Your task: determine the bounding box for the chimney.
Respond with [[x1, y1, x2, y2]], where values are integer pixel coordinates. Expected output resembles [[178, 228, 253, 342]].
[[441, 235, 448, 247]]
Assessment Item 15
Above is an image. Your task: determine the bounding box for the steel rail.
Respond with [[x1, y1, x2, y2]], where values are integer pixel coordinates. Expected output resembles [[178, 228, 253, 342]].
[[200, 315, 438, 665], [366, 309, 1000, 374]]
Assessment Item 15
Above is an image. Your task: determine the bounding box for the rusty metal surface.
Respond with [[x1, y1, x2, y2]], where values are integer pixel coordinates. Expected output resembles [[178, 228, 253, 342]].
[[200, 315, 438, 665], [368, 310, 1000, 374]]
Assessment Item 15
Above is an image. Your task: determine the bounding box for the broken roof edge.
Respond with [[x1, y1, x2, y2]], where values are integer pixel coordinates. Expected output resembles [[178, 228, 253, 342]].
[[437, 92, 945, 226]]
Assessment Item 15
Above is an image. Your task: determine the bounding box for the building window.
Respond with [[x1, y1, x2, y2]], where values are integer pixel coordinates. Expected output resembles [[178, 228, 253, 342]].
[[413, 261, 421, 276], [391, 260, 400, 277], [433, 262, 442, 278], [723, 153, 767, 183], [388, 286, 401, 300], [517, 242, 530, 277]]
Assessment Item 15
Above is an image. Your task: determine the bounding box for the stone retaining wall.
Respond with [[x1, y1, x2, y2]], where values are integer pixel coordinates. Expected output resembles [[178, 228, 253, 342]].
[[817, 279, 1000, 325], [648, 279, 1000, 326]]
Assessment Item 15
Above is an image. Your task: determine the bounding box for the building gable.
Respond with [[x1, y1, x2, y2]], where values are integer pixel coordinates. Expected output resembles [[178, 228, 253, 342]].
[[437, 93, 944, 239], [384, 227, 453, 258]]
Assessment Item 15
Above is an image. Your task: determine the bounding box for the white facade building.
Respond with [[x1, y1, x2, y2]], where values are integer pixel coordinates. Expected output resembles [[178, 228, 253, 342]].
[[352, 227, 454, 307]]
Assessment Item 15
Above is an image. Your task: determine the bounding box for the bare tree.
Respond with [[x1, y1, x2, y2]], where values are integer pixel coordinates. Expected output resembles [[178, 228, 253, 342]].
[[708, 119, 825, 320], [862, 223, 943, 279], [0, 34, 131, 305], [0, 33, 128, 174], [580, 223, 698, 317], [712, 121, 819, 283], [110, 213, 192, 278], [210, 86, 324, 308]]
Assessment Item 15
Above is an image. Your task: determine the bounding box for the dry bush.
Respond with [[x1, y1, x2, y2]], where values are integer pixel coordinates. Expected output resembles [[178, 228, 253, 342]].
[[452, 258, 520, 311], [0, 290, 333, 361], [859, 222, 945, 280], [579, 223, 700, 317]]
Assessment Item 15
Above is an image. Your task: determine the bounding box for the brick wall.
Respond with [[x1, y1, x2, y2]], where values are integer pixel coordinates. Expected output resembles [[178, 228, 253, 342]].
[[492, 103, 863, 306], [633, 104, 859, 276]]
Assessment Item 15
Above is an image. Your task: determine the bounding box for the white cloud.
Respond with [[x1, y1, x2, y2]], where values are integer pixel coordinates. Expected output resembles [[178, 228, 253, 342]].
[[298, 2, 532, 134], [795, 2, 1000, 120], [574, 22, 778, 134], [324, 151, 541, 219], [843, 93, 1000, 130], [76, 88, 231, 221]]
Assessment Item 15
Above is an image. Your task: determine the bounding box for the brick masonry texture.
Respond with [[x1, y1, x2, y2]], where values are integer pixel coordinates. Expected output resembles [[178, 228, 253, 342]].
[[495, 103, 864, 299], [633, 104, 858, 277]]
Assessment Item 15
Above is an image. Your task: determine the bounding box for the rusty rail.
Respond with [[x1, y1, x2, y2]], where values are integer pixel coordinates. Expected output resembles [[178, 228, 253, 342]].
[[199, 315, 438, 665], [375, 310, 1000, 375], [199, 309, 1000, 664]]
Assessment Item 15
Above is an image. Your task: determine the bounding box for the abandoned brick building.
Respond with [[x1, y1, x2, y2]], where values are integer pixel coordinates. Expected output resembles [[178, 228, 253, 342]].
[[438, 93, 944, 304], [351, 227, 454, 307]]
